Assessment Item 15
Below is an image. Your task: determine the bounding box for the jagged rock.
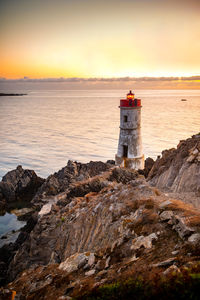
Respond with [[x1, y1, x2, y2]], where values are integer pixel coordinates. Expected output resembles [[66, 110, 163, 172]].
[[143, 157, 155, 178], [95, 260, 106, 271], [0, 166, 44, 208], [29, 275, 52, 293], [88, 253, 95, 267], [0, 182, 15, 204], [59, 252, 95, 274], [171, 250, 179, 255], [11, 208, 34, 221], [148, 135, 200, 194], [159, 200, 172, 209], [160, 210, 174, 221], [172, 215, 195, 239], [32, 160, 112, 208], [85, 269, 96, 276], [66, 177, 108, 199], [3, 159, 200, 298], [8, 175, 154, 280], [96, 270, 107, 279], [131, 233, 158, 250], [126, 255, 139, 263], [108, 167, 139, 184], [152, 257, 177, 268], [188, 233, 200, 244], [163, 265, 180, 275], [106, 160, 115, 165], [105, 256, 111, 269]]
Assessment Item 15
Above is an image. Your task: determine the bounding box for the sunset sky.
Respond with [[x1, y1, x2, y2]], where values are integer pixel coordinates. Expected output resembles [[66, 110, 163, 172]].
[[0, 0, 200, 79]]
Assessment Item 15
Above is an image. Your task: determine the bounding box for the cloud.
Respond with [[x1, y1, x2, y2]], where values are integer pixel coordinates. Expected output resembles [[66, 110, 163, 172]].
[[0, 76, 199, 83]]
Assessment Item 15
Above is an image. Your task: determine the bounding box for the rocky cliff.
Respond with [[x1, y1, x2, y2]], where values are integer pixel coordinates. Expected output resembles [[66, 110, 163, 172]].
[[1, 167, 200, 298], [147, 133, 200, 208], [0, 136, 200, 299]]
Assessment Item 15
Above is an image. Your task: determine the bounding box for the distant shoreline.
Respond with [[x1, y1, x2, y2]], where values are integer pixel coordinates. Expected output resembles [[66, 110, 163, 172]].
[[0, 93, 27, 96]]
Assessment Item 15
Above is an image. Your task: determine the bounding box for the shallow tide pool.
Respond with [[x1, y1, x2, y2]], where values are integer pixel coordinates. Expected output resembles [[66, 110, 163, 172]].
[[0, 212, 26, 247]]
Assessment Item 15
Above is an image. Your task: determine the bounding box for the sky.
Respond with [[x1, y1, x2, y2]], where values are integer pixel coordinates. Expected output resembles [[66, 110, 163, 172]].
[[0, 0, 200, 79]]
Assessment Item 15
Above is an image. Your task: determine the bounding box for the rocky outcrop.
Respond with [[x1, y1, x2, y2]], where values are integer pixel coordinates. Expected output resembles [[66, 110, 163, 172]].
[[143, 157, 155, 178], [0, 166, 43, 285], [0, 161, 113, 286], [0, 165, 44, 210], [5, 165, 200, 299], [147, 134, 200, 195], [8, 167, 140, 280], [1, 150, 200, 299], [32, 160, 112, 208]]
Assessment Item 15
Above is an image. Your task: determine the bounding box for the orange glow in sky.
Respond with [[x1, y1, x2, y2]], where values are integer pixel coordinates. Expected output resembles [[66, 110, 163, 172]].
[[0, 0, 200, 79]]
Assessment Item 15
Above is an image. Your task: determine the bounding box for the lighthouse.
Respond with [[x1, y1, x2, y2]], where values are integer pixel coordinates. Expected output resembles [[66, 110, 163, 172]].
[[115, 90, 144, 170]]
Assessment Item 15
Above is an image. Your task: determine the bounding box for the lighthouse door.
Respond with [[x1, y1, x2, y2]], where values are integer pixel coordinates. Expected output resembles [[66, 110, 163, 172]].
[[123, 145, 128, 158]]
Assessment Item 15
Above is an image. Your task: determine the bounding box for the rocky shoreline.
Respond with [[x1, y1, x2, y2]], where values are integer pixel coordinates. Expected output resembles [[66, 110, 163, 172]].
[[0, 134, 200, 299]]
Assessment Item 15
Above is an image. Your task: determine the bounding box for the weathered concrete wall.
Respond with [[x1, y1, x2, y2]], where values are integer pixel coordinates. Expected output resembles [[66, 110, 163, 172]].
[[115, 155, 144, 170], [119, 107, 141, 130]]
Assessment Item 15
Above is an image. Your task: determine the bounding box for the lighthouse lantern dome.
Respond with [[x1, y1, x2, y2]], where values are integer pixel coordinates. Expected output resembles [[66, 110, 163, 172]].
[[127, 90, 134, 100]]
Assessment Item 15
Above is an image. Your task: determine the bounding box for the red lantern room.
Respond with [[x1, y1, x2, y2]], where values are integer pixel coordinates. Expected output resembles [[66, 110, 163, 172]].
[[120, 90, 141, 107]]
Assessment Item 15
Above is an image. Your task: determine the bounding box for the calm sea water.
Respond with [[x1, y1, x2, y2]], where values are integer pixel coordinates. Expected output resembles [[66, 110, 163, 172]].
[[0, 213, 26, 246], [0, 89, 200, 180]]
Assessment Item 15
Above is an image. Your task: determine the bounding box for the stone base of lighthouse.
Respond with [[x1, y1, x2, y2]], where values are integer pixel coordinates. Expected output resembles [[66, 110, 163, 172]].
[[115, 154, 144, 170]]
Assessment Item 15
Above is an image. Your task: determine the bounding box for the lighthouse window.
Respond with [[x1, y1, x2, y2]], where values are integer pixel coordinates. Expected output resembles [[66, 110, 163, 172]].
[[124, 115, 128, 122], [123, 145, 128, 158]]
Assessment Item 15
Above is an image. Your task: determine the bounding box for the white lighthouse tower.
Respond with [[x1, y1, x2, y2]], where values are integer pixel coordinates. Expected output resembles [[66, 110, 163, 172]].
[[115, 90, 144, 170]]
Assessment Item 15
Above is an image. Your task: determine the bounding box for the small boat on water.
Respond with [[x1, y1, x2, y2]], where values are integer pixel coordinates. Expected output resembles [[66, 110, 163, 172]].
[[181, 99, 187, 101]]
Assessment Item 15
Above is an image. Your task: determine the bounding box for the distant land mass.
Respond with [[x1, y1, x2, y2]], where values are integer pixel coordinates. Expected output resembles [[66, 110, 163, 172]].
[[0, 93, 27, 96]]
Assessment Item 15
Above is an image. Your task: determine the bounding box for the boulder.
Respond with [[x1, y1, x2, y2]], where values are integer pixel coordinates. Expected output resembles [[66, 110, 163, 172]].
[[0, 165, 44, 207], [160, 210, 174, 221], [59, 252, 95, 274], [188, 233, 200, 244], [152, 257, 177, 268], [163, 265, 180, 275], [85, 269, 95, 276], [172, 215, 195, 239], [131, 233, 158, 250]]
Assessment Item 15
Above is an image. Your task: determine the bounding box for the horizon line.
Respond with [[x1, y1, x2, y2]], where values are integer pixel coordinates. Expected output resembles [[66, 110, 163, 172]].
[[0, 75, 200, 83]]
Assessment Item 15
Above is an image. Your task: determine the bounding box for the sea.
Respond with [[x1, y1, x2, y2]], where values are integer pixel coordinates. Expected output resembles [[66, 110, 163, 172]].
[[0, 86, 200, 242], [0, 88, 200, 180]]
